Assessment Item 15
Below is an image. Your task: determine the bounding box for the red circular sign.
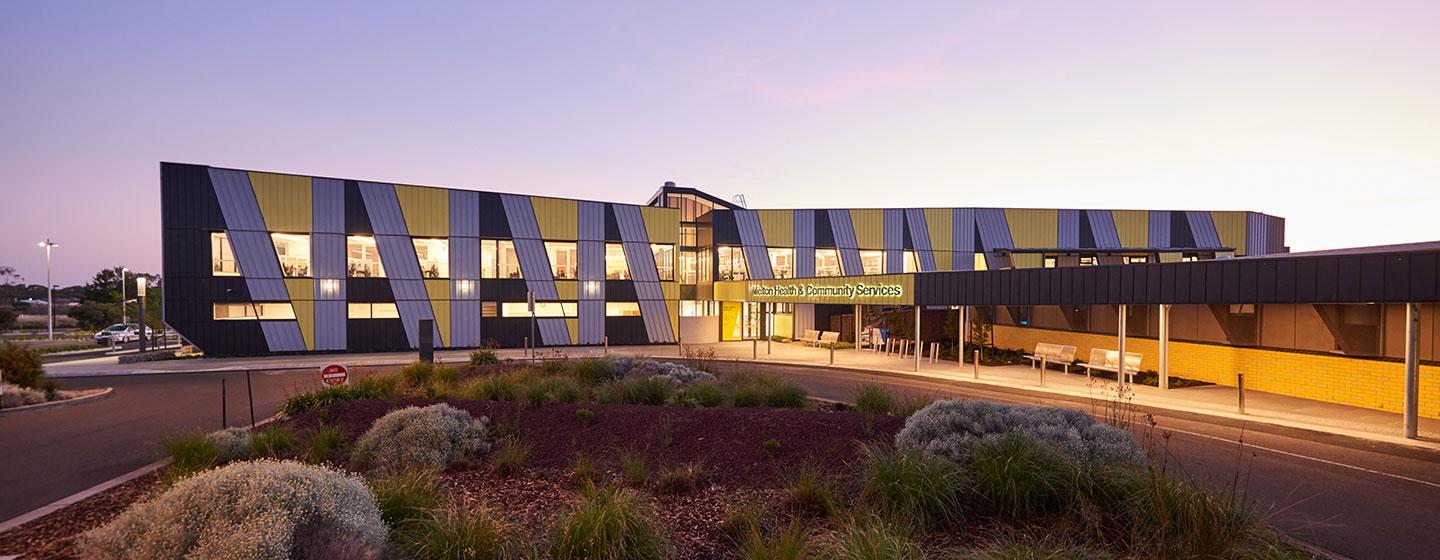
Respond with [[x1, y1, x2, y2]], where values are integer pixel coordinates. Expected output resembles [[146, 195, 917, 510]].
[[321, 364, 349, 386]]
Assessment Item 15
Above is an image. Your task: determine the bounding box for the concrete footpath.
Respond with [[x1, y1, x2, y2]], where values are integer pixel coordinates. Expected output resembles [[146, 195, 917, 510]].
[[45, 340, 1440, 451]]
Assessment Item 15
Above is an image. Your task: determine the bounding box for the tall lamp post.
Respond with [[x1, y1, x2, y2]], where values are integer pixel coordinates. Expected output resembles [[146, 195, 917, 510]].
[[120, 267, 129, 324], [135, 276, 147, 352], [38, 239, 58, 341]]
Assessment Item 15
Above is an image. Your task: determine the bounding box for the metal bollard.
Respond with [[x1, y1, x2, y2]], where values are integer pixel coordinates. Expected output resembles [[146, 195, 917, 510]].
[[246, 370, 256, 428], [604, 336, 609, 356], [752, 339, 758, 360], [1237, 372, 1246, 415], [829, 342, 835, 365], [221, 378, 227, 428], [1040, 357, 1047, 387], [973, 350, 980, 379]]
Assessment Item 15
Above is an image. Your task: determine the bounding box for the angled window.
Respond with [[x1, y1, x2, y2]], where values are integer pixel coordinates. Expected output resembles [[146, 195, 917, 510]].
[[651, 244, 675, 281], [605, 243, 630, 280], [213, 302, 296, 320], [859, 250, 885, 275], [347, 302, 400, 319], [902, 250, 919, 273], [211, 232, 240, 276], [271, 233, 311, 277], [347, 236, 385, 278], [814, 248, 841, 277], [546, 242, 578, 279], [974, 253, 990, 271], [501, 301, 578, 317], [605, 302, 642, 316], [768, 248, 795, 279], [717, 246, 747, 281], [413, 238, 450, 278], [482, 239, 523, 279]]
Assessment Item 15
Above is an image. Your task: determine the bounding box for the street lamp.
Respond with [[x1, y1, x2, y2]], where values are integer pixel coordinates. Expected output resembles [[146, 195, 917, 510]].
[[37, 239, 58, 341], [136, 276, 147, 351], [120, 267, 129, 324]]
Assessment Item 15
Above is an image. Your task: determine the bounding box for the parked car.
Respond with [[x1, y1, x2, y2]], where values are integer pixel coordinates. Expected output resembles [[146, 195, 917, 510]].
[[94, 324, 152, 344]]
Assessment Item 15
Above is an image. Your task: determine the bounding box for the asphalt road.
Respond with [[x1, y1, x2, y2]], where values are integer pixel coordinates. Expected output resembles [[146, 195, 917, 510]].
[[3, 363, 1438, 558]]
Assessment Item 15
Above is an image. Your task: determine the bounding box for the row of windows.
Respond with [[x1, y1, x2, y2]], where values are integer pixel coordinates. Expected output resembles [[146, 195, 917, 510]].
[[212, 301, 648, 321], [212, 233, 677, 281], [716, 247, 919, 280]]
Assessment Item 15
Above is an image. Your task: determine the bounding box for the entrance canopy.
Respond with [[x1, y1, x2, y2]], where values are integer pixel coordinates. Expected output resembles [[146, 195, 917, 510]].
[[715, 274, 914, 306]]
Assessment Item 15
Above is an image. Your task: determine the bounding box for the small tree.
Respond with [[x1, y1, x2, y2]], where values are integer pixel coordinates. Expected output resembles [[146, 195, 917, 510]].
[[969, 306, 994, 361]]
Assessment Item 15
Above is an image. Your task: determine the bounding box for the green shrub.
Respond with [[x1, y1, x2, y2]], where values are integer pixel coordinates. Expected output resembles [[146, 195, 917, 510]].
[[567, 357, 620, 385], [205, 427, 253, 463], [853, 384, 895, 415], [783, 466, 839, 518], [353, 404, 491, 474], [250, 426, 295, 459], [722, 371, 807, 408], [0, 341, 45, 389], [762, 438, 781, 453], [162, 431, 221, 480], [829, 515, 925, 560], [79, 460, 386, 560], [957, 534, 1116, 560], [469, 350, 500, 366], [576, 408, 595, 424], [283, 379, 396, 415], [549, 485, 665, 560], [968, 433, 1081, 518], [572, 454, 598, 488], [896, 400, 1143, 465], [460, 372, 525, 401], [305, 425, 347, 464], [523, 375, 584, 406], [720, 501, 766, 543], [739, 522, 812, 560], [372, 469, 443, 529], [683, 382, 727, 407], [730, 385, 764, 407], [597, 377, 674, 406], [399, 506, 509, 560], [620, 451, 648, 487], [654, 463, 704, 495], [1127, 473, 1258, 559], [402, 361, 445, 388], [764, 384, 808, 408], [858, 443, 967, 530], [489, 438, 531, 478]]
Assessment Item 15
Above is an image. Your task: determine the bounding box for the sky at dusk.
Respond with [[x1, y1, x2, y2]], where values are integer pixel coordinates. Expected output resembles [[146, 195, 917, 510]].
[[2, 1, 1438, 286]]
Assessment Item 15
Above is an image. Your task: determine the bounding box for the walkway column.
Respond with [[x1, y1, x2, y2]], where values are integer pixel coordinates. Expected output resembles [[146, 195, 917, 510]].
[[1404, 303, 1420, 439], [914, 305, 921, 372], [854, 304, 862, 350], [1159, 304, 1171, 390], [765, 303, 772, 354], [958, 305, 968, 364], [1117, 304, 1128, 391]]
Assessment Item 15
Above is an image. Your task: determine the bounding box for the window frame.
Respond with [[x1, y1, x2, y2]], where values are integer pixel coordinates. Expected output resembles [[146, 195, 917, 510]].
[[347, 235, 386, 278], [271, 233, 312, 278], [412, 238, 450, 278]]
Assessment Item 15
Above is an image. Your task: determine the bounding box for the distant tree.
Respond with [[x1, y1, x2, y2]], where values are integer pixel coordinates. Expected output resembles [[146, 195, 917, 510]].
[[69, 301, 120, 331], [0, 306, 17, 331], [82, 267, 128, 304]]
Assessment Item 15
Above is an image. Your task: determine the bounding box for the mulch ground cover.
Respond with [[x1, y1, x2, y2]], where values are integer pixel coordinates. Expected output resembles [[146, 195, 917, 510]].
[[0, 398, 906, 559]]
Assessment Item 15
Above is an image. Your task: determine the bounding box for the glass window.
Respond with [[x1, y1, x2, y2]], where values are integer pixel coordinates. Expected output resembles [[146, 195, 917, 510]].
[[665, 193, 715, 222], [272, 233, 311, 277], [1125, 255, 1149, 264], [1078, 256, 1096, 266], [679, 225, 698, 246], [696, 249, 712, 283], [546, 242, 577, 279], [903, 250, 919, 273], [482, 301, 498, 317], [347, 236, 385, 278], [680, 300, 719, 317], [651, 244, 675, 281], [1044, 256, 1057, 268], [501, 302, 578, 317], [482, 240, 521, 278], [214, 302, 296, 320], [413, 238, 449, 278], [974, 253, 990, 271], [859, 250, 885, 275], [605, 302, 642, 316], [768, 248, 794, 279], [346, 302, 400, 319], [605, 243, 630, 280], [211, 232, 240, 276], [717, 246, 748, 281], [481, 240, 497, 278], [815, 248, 841, 277]]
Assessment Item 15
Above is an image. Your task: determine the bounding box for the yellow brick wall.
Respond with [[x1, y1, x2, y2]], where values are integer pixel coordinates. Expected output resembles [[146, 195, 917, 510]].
[[993, 325, 1439, 419]]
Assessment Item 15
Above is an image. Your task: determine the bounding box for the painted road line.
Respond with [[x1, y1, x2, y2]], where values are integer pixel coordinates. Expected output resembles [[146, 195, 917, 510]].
[[1164, 427, 1440, 490]]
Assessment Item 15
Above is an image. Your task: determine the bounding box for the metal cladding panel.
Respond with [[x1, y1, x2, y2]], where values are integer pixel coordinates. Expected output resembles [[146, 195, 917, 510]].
[[883, 209, 904, 274], [1004, 209, 1058, 249], [924, 208, 953, 254], [531, 197, 578, 240], [1187, 211, 1223, 249], [249, 172, 312, 233], [312, 178, 345, 234], [396, 299, 439, 348], [794, 210, 816, 278], [261, 321, 306, 352], [449, 190, 480, 238], [1212, 211, 1247, 255], [516, 239, 560, 298], [1246, 213, 1268, 257], [974, 209, 1013, 251], [905, 209, 936, 271], [1057, 210, 1080, 249], [358, 182, 408, 236], [735, 210, 767, 244], [450, 299, 481, 347], [577, 240, 606, 285], [849, 209, 883, 249], [613, 205, 648, 243], [450, 237, 480, 280], [394, 185, 449, 238], [955, 251, 975, 272], [536, 318, 570, 346], [1412, 253, 1438, 302], [953, 208, 976, 253], [757, 210, 793, 247], [578, 201, 605, 241], [376, 235, 427, 299], [639, 299, 675, 342], [1149, 211, 1171, 248], [1086, 210, 1122, 249], [828, 209, 863, 275], [578, 300, 605, 344], [622, 242, 659, 283], [311, 233, 346, 280], [795, 246, 816, 278], [313, 300, 347, 350], [210, 168, 267, 231], [743, 245, 774, 279], [501, 194, 542, 238], [794, 303, 815, 332], [229, 231, 289, 301], [640, 206, 678, 244]]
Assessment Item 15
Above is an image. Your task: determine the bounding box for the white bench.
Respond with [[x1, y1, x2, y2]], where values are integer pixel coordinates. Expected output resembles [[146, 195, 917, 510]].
[[1082, 348, 1143, 383], [818, 331, 840, 348], [1024, 343, 1077, 373], [798, 329, 822, 346]]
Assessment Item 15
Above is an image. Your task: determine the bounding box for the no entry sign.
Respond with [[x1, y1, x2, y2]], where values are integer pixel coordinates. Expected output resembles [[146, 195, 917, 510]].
[[321, 364, 349, 386]]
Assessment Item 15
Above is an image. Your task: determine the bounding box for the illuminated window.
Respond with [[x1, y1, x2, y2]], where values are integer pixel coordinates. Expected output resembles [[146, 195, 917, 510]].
[[1044, 256, 1057, 268], [902, 250, 919, 273], [347, 236, 385, 278], [501, 302, 578, 317], [413, 238, 449, 278], [346, 302, 400, 319], [815, 248, 841, 277], [211, 232, 240, 276], [679, 225, 698, 246], [271, 233, 311, 277], [651, 244, 675, 281], [213, 302, 297, 320], [717, 246, 748, 280], [546, 242, 577, 279], [680, 300, 719, 317], [664, 193, 715, 222], [482, 301, 498, 317], [605, 243, 630, 280], [767, 248, 795, 279], [1078, 256, 1096, 266], [1124, 256, 1149, 264], [481, 240, 522, 279], [973, 253, 989, 271], [605, 302, 642, 316], [859, 250, 885, 275]]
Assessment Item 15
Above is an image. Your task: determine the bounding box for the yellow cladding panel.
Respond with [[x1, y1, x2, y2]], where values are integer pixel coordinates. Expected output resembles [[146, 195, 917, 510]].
[[531, 197, 578, 240], [565, 318, 579, 345], [757, 210, 794, 247], [850, 209, 883, 249], [1211, 211, 1248, 256], [641, 206, 678, 244], [429, 299, 450, 347], [1003, 209, 1057, 249], [395, 185, 449, 238], [924, 208, 953, 253], [667, 300, 679, 340], [933, 251, 953, 271], [555, 281, 577, 300], [715, 274, 913, 306], [249, 172, 312, 232], [424, 279, 450, 301], [1112, 210, 1148, 248], [721, 301, 743, 341], [284, 278, 315, 350], [662, 282, 679, 301], [1010, 254, 1044, 269]]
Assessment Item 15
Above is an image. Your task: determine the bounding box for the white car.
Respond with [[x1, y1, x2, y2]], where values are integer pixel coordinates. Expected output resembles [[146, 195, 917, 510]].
[[94, 324, 152, 344]]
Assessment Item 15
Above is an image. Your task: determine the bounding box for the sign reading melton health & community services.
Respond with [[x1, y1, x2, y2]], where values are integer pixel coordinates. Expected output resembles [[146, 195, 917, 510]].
[[715, 274, 914, 305]]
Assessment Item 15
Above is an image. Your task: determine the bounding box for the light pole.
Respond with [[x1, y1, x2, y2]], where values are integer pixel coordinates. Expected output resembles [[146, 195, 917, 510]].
[[136, 276, 147, 351], [38, 239, 58, 341], [120, 267, 128, 324]]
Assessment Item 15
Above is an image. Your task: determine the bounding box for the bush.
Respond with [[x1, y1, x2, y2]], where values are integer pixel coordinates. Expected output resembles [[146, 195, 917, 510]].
[[739, 522, 812, 560], [353, 404, 491, 474], [306, 425, 347, 464], [682, 382, 727, 407], [723, 372, 808, 408], [469, 349, 500, 366], [1, 382, 51, 408], [549, 485, 665, 560], [576, 408, 595, 424], [568, 357, 623, 385], [895, 400, 1143, 465], [163, 431, 221, 480], [572, 454, 598, 487], [764, 384, 808, 408], [372, 469, 443, 529], [79, 460, 386, 560], [720, 501, 766, 543], [489, 438, 531, 478], [646, 361, 718, 386], [251, 426, 295, 459], [654, 463, 705, 495], [207, 427, 253, 463], [1127, 473, 1258, 559], [957, 535, 1116, 560], [858, 443, 967, 530], [283, 379, 397, 415], [783, 466, 839, 518], [0, 341, 46, 389], [402, 362, 438, 387], [620, 451, 648, 487], [762, 438, 781, 453], [523, 375, 584, 406], [853, 384, 895, 415], [597, 377, 675, 406], [829, 515, 925, 560], [460, 372, 525, 402], [968, 433, 1082, 518], [399, 506, 510, 560]]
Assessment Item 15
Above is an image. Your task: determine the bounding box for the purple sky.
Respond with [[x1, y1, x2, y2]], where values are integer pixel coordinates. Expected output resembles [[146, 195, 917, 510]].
[[3, 1, 1438, 286]]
